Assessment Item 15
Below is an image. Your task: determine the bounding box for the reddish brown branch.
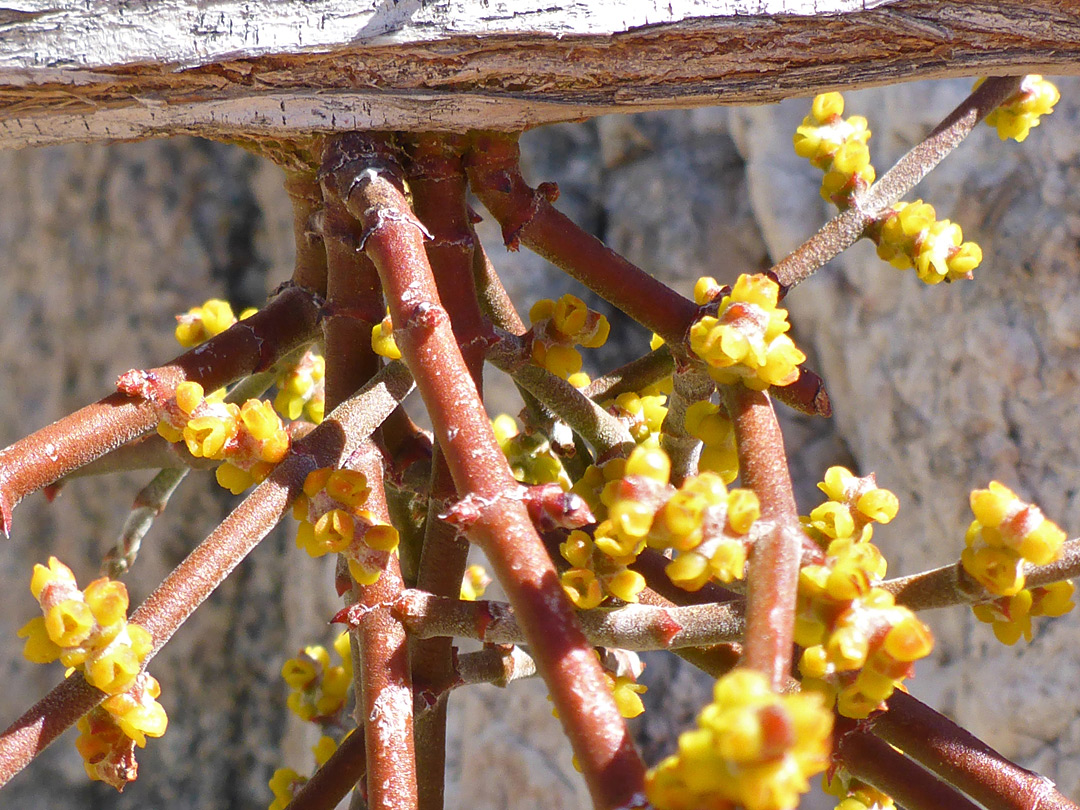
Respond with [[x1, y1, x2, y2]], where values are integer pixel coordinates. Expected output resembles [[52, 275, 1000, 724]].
[[289, 646, 535, 810], [289, 726, 367, 810], [869, 691, 1080, 810], [582, 347, 676, 404], [319, 192, 384, 411], [391, 590, 744, 650], [0, 284, 321, 536], [346, 442, 417, 810], [884, 538, 1080, 612], [773, 75, 1024, 293], [724, 386, 809, 689], [0, 363, 412, 787], [285, 169, 329, 297], [835, 720, 983, 810], [324, 132, 647, 810], [400, 132, 487, 810], [771, 367, 832, 418], [467, 132, 698, 345]]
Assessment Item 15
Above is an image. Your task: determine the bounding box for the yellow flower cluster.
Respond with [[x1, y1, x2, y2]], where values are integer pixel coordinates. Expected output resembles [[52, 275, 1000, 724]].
[[684, 400, 739, 484], [688, 274, 805, 391], [797, 469, 932, 719], [269, 735, 341, 810], [607, 669, 647, 719], [281, 631, 353, 723], [75, 673, 167, 790], [492, 413, 571, 489], [982, 75, 1060, 142], [561, 446, 759, 606], [807, 466, 899, 542], [18, 557, 166, 788], [275, 348, 326, 424], [961, 481, 1066, 596], [156, 381, 291, 494], [793, 92, 876, 205], [870, 200, 982, 285], [823, 768, 895, 810], [293, 467, 400, 585], [961, 481, 1072, 643], [460, 564, 492, 601], [602, 390, 669, 446], [174, 298, 256, 348], [559, 528, 647, 608], [647, 669, 832, 810], [528, 293, 611, 379], [570, 457, 627, 524], [972, 582, 1075, 646], [371, 309, 402, 360]]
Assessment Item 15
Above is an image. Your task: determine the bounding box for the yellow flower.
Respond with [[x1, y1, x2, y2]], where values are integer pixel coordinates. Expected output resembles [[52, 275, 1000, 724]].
[[647, 669, 832, 810], [460, 564, 492, 601], [982, 75, 1060, 142], [371, 311, 402, 359], [793, 92, 876, 204], [275, 349, 326, 423], [175, 298, 238, 347], [962, 482, 1066, 596], [873, 200, 981, 284], [528, 294, 610, 378], [689, 274, 805, 390]]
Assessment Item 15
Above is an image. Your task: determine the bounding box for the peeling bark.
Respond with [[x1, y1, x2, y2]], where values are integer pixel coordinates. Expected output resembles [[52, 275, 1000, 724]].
[[2, 0, 1080, 148]]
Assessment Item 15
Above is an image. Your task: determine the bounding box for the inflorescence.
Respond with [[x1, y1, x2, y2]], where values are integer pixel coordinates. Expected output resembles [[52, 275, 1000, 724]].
[[19, 557, 166, 789], [796, 468, 934, 720], [646, 668, 832, 810], [962, 481, 1074, 644]]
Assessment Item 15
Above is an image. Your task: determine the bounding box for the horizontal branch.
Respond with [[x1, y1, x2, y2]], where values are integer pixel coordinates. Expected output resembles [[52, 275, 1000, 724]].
[[3, 0, 1080, 148], [0, 285, 320, 536], [884, 538, 1080, 612], [389, 590, 745, 651]]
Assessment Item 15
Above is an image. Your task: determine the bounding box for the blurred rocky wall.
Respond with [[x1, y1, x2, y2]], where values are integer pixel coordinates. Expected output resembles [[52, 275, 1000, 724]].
[[1, 76, 1077, 808]]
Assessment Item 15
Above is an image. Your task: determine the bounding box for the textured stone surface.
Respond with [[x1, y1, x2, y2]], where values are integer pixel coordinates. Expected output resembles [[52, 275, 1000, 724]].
[[1, 75, 1079, 807], [730, 77, 1080, 797]]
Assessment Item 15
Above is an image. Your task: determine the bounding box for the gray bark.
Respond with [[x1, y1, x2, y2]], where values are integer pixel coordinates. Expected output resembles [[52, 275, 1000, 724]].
[[2, 0, 1080, 147]]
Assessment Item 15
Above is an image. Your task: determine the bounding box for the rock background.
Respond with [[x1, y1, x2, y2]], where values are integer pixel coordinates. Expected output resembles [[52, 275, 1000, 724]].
[[0, 76, 1077, 807]]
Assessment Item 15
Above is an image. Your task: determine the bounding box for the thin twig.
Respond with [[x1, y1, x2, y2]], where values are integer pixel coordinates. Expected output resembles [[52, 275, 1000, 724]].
[[870, 691, 1080, 810], [101, 356, 292, 576], [582, 347, 675, 403], [773, 76, 1024, 293], [102, 468, 188, 578], [884, 538, 1080, 612], [390, 590, 744, 650], [487, 335, 635, 458], [0, 284, 321, 536], [661, 365, 712, 486], [467, 132, 698, 345], [453, 646, 538, 690]]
